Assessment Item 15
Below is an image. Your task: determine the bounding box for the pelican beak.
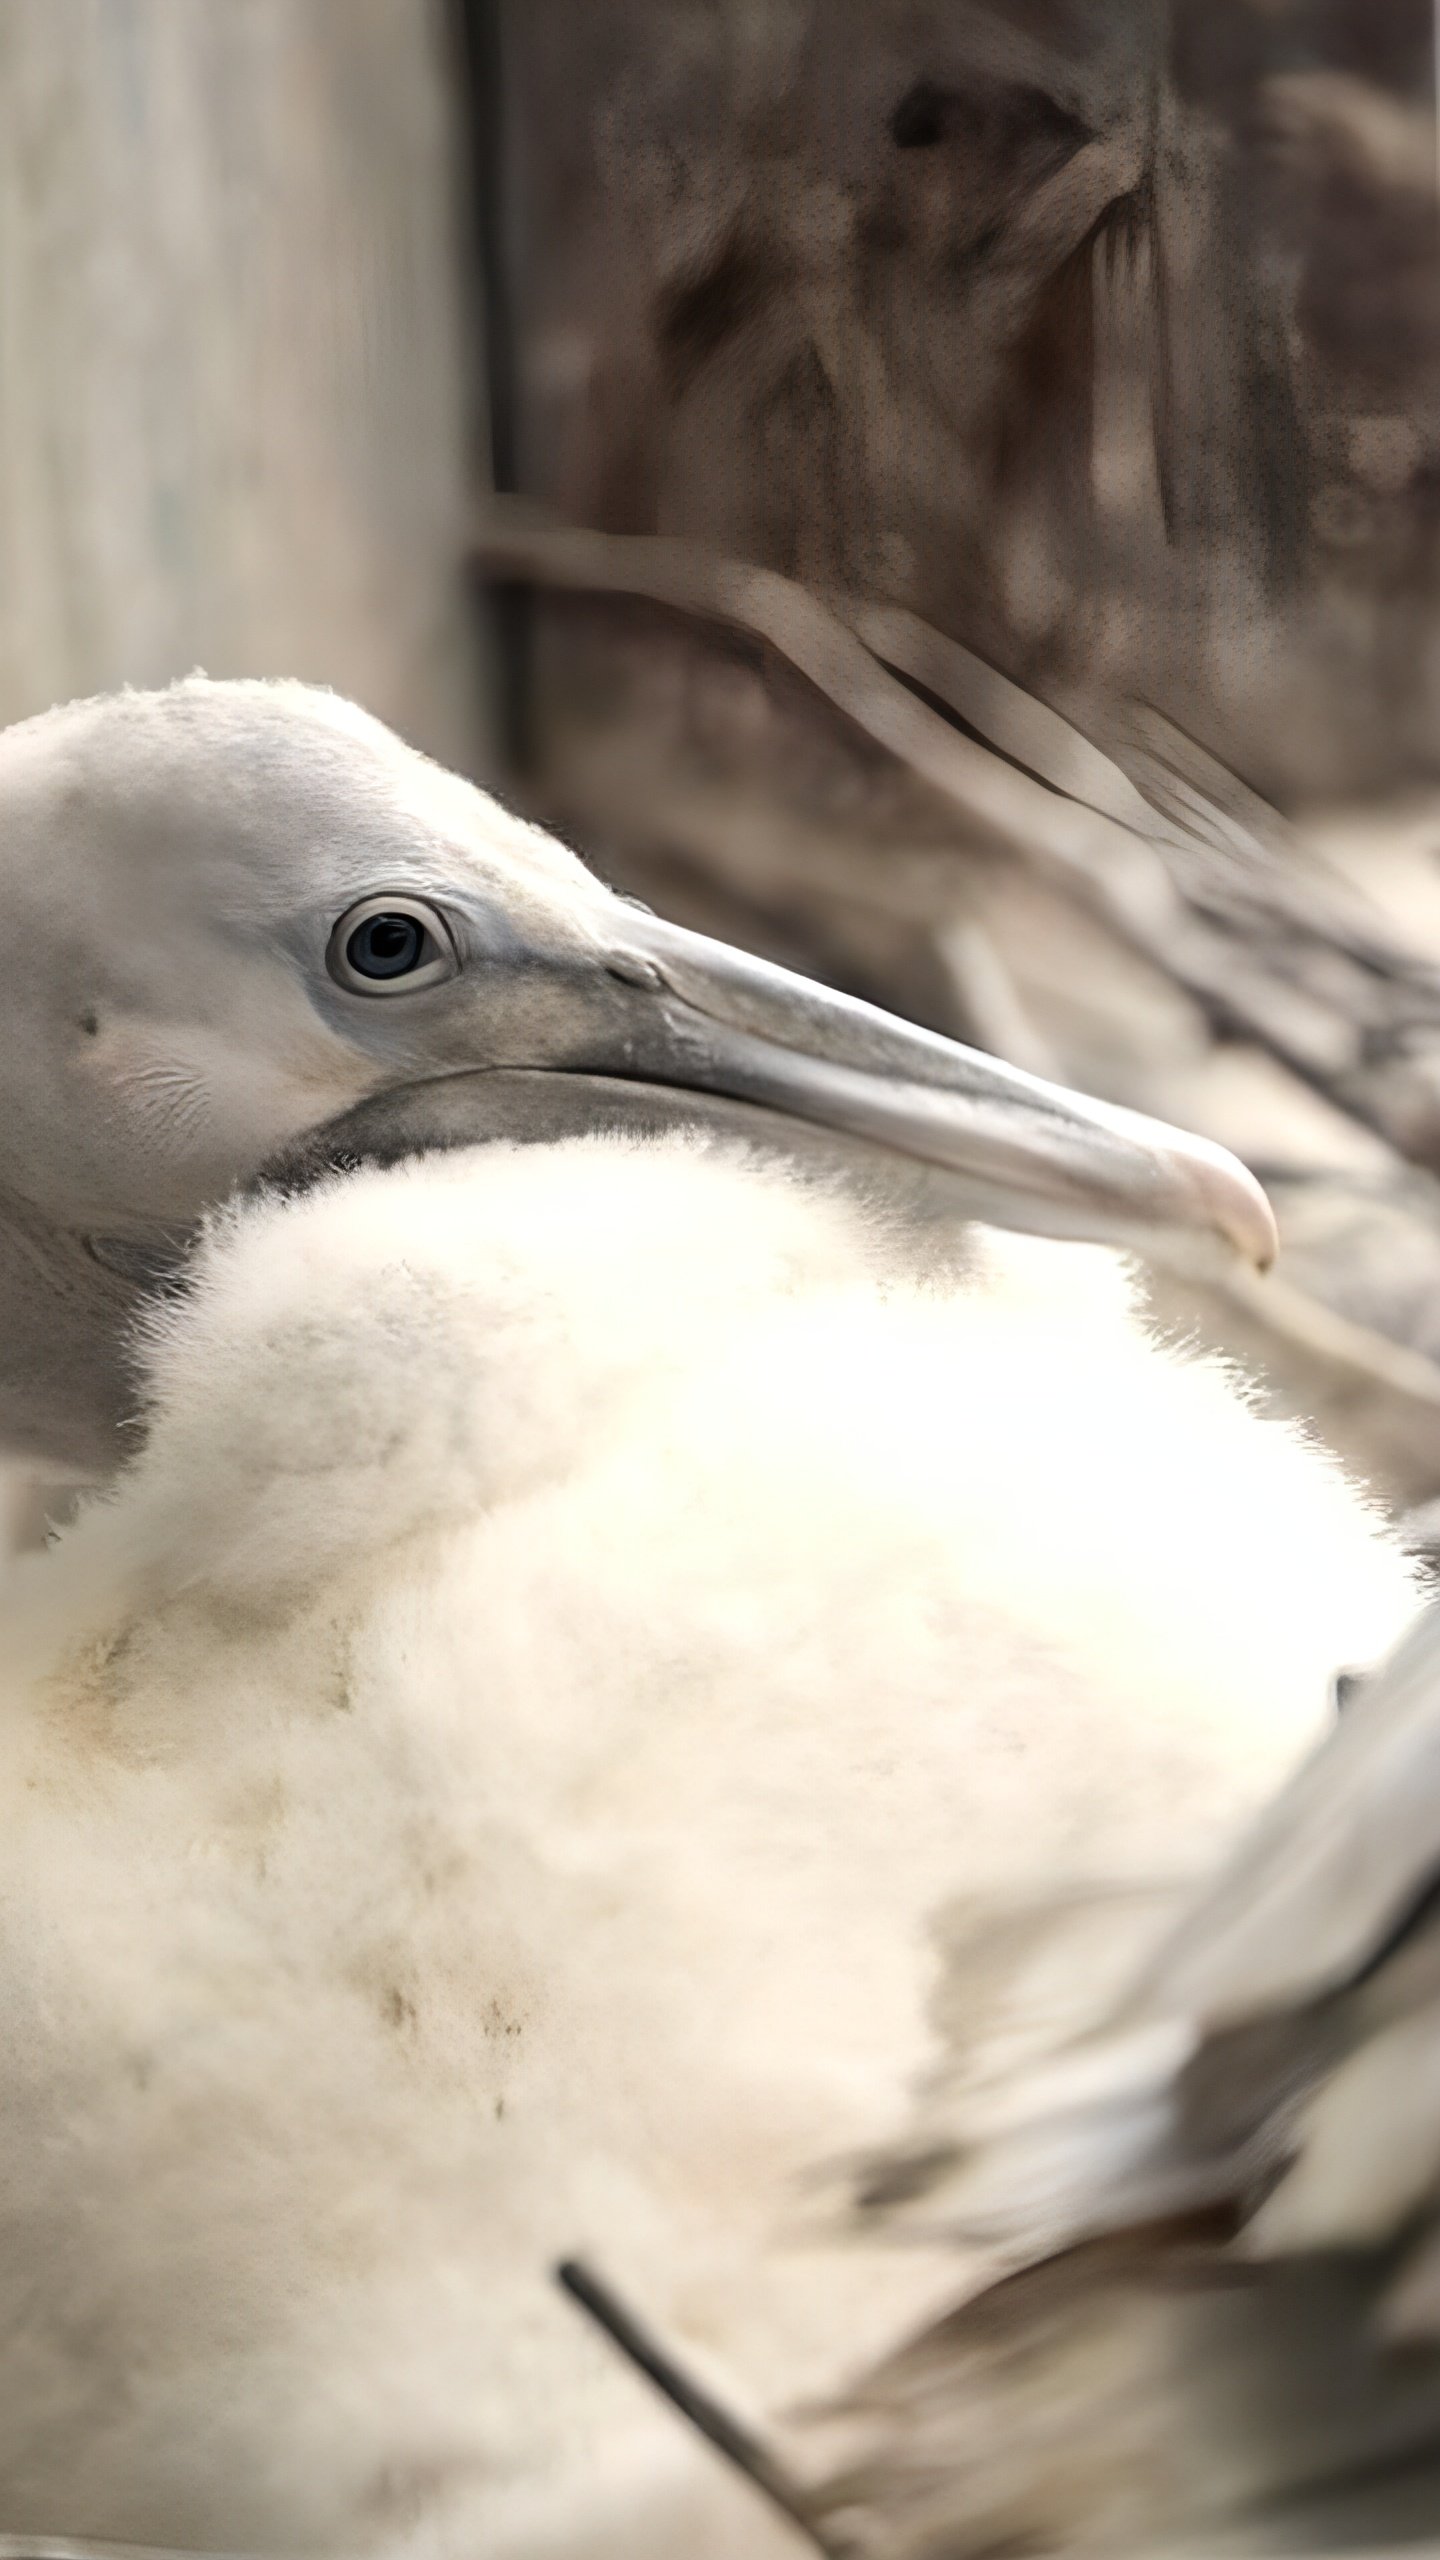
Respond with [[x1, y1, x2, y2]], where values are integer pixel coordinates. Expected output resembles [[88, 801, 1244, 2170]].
[[283, 905, 1275, 1269], [562, 911, 1277, 1268]]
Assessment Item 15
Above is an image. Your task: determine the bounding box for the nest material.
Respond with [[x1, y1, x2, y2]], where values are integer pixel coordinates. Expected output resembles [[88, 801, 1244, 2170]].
[[481, 0, 1440, 1512], [504, 0, 1440, 803], [476, 501, 1440, 1515]]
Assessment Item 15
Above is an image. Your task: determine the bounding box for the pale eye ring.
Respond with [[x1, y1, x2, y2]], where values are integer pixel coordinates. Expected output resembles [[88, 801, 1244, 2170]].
[[327, 896, 458, 996]]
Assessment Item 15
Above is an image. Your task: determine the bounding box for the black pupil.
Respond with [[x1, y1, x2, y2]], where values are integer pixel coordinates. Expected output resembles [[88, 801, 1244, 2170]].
[[347, 913, 425, 980]]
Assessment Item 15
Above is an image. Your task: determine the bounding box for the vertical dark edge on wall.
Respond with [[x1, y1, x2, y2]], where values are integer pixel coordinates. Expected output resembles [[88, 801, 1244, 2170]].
[[452, 0, 535, 777]]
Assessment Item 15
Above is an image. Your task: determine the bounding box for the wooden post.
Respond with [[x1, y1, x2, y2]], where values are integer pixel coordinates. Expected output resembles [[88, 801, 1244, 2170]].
[[0, 0, 490, 773]]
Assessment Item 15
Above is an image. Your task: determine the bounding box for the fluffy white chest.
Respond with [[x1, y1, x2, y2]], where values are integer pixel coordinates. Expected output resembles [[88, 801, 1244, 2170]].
[[0, 1139, 1416, 2558]]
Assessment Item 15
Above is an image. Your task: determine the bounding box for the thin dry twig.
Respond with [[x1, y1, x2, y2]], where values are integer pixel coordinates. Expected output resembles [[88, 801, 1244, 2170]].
[[556, 2259, 850, 2557]]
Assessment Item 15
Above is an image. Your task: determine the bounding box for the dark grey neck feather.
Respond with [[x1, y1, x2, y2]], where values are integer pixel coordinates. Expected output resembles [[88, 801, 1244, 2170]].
[[0, 1181, 192, 1477]]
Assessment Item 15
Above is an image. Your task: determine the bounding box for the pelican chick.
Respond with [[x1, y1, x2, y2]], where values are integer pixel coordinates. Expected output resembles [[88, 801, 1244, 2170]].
[[0, 1106, 1415, 2558]]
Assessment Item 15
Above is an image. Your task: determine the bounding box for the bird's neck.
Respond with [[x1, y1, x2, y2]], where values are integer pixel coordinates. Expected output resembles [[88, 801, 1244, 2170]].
[[0, 1179, 175, 1480]]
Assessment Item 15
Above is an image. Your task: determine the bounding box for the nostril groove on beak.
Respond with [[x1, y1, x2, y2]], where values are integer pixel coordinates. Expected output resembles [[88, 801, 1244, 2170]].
[[605, 951, 666, 992]]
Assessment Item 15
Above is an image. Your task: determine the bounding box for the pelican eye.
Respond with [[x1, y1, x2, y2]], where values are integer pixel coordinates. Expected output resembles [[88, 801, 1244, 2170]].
[[327, 897, 458, 996]]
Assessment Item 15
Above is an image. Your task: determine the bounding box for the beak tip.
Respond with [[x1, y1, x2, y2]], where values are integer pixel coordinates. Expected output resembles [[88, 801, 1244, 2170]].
[[1192, 1150, 1279, 1274], [1233, 1184, 1280, 1278]]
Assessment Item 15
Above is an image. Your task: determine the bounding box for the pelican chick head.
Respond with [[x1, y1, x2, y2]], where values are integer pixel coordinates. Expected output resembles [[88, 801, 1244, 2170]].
[[0, 675, 1274, 1476]]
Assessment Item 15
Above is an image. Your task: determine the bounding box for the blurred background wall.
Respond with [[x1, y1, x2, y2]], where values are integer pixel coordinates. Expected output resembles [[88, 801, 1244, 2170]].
[[0, 0, 488, 771]]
